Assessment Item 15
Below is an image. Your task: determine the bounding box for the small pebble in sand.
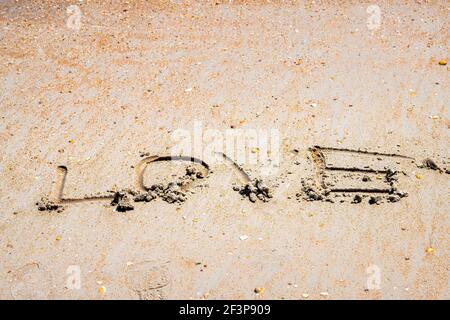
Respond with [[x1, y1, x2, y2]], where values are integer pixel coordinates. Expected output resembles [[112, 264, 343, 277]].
[[254, 287, 265, 294], [98, 286, 107, 295], [352, 195, 362, 204]]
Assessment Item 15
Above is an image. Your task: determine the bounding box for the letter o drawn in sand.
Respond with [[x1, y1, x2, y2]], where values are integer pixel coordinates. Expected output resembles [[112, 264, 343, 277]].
[[134, 155, 210, 192]]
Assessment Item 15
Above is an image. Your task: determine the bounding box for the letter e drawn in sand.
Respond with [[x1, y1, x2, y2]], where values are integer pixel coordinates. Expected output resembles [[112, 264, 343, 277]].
[[299, 146, 413, 204]]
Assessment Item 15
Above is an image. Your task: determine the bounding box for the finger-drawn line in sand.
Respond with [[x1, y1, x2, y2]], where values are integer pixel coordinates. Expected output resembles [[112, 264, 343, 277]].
[[214, 152, 251, 183], [313, 146, 415, 160]]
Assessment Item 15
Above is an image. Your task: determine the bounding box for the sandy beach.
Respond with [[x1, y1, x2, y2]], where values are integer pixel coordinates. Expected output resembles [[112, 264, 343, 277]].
[[0, 0, 448, 299]]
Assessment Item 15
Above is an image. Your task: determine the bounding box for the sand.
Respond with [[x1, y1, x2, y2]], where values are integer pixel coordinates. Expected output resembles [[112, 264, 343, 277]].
[[0, 0, 448, 299]]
